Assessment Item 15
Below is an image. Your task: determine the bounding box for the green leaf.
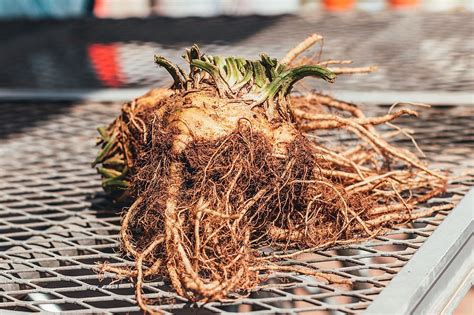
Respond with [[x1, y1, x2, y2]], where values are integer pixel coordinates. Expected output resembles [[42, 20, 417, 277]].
[[102, 178, 129, 190], [225, 57, 241, 86], [93, 132, 117, 166], [190, 59, 233, 97], [260, 54, 279, 80], [232, 60, 253, 92], [252, 61, 268, 89], [97, 167, 122, 178], [102, 156, 125, 167], [154, 55, 187, 89], [97, 126, 110, 142], [256, 65, 335, 106]]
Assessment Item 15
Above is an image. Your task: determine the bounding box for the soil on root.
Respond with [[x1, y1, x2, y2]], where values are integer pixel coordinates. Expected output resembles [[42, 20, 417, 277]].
[[97, 92, 447, 314], [91, 35, 451, 314]]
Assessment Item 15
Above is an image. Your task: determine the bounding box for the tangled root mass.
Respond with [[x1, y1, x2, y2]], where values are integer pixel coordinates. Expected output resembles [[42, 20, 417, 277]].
[[94, 36, 447, 313]]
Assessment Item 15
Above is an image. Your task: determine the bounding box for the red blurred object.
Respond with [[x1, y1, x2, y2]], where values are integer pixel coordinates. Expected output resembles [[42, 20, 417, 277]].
[[88, 44, 124, 87], [389, 0, 419, 8], [93, 0, 106, 17], [323, 0, 355, 11]]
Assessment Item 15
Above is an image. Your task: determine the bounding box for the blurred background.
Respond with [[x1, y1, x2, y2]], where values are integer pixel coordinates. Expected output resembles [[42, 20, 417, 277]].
[[1, 0, 474, 18], [0, 0, 472, 104]]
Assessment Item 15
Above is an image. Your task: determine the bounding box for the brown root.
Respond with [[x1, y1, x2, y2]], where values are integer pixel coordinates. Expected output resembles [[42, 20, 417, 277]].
[[95, 89, 448, 313], [281, 34, 323, 65], [252, 264, 351, 285], [328, 66, 378, 75]]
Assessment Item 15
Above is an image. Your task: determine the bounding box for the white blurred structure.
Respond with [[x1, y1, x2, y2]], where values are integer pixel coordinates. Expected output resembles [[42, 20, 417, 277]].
[[425, 0, 474, 11], [356, 0, 385, 11], [155, 0, 299, 17], [93, 0, 474, 18], [423, 0, 457, 11]]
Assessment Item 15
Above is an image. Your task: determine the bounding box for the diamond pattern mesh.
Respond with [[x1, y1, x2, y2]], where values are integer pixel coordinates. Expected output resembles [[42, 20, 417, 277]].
[[0, 102, 472, 314]]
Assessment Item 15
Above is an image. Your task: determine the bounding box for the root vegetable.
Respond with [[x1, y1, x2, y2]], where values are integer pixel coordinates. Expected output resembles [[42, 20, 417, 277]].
[[92, 35, 447, 313]]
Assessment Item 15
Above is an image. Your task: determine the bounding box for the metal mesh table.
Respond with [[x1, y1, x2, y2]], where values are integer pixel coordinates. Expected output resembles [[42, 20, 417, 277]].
[[0, 102, 472, 314], [1, 10, 473, 314]]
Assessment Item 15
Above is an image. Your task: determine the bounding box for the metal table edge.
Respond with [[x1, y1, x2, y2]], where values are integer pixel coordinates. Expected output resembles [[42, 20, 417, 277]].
[[365, 189, 474, 315], [0, 89, 473, 105]]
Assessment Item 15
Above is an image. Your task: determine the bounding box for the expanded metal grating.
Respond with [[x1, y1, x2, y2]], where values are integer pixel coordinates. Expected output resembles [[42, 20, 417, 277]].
[[0, 12, 473, 94], [0, 102, 472, 314]]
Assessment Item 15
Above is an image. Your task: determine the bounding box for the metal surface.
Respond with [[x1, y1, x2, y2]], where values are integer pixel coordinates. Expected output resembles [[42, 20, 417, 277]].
[[0, 89, 472, 105], [366, 189, 474, 315], [0, 102, 472, 314], [0, 12, 473, 101]]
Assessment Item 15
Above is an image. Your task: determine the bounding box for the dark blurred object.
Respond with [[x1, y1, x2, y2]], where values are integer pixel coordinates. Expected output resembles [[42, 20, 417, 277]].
[[0, 0, 93, 19]]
